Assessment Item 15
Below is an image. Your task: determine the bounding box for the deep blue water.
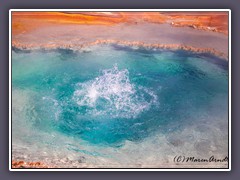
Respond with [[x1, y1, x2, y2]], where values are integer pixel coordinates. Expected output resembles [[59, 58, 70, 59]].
[[12, 44, 228, 148]]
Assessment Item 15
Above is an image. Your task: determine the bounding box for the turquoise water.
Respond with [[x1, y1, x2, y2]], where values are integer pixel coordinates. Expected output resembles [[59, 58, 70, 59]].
[[12, 44, 228, 166]]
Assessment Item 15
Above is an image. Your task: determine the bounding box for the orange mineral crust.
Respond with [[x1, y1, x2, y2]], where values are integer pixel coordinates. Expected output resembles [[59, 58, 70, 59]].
[[12, 12, 128, 35], [12, 12, 228, 36], [161, 12, 229, 35], [12, 160, 50, 168]]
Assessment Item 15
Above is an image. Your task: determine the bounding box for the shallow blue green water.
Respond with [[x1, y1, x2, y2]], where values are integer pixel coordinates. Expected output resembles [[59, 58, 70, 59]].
[[12, 44, 228, 153]]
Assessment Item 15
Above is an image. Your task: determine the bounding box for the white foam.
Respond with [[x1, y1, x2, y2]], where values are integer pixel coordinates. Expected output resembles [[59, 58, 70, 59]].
[[73, 65, 158, 119]]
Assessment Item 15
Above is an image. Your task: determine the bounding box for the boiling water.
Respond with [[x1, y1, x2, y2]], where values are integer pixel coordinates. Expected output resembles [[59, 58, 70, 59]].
[[12, 45, 228, 167]]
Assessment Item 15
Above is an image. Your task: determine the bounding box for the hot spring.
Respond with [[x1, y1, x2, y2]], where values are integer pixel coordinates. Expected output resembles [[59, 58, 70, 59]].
[[12, 44, 228, 168]]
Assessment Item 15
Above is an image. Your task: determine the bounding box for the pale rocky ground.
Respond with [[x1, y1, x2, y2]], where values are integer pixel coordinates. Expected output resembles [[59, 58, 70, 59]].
[[12, 23, 228, 59]]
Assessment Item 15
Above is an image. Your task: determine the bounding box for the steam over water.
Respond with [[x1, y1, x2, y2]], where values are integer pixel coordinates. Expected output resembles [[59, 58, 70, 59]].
[[12, 45, 228, 168]]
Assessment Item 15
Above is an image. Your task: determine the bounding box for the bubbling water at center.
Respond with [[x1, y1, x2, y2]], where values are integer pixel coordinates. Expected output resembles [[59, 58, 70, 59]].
[[12, 45, 228, 167], [73, 65, 158, 119]]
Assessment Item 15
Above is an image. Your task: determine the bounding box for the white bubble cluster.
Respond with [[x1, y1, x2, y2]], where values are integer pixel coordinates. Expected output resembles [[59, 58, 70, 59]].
[[73, 65, 158, 118]]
